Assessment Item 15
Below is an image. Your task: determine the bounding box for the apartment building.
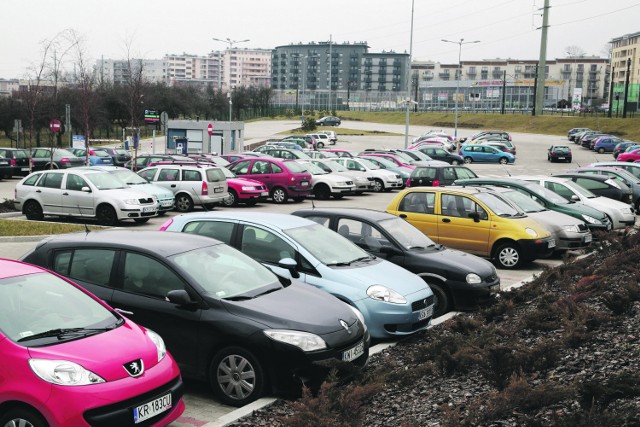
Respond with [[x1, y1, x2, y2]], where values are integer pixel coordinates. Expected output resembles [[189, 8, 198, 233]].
[[95, 58, 169, 85], [610, 31, 639, 112]]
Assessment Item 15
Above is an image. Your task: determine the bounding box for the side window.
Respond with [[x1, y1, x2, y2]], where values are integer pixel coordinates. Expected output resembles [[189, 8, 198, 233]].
[[241, 226, 295, 264], [66, 174, 87, 191], [443, 168, 457, 181], [546, 182, 574, 200], [22, 173, 42, 186], [38, 172, 63, 189], [399, 192, 435, 214], [576, 178, 607, 190], [270, 163, 283, 173], [53, 249, 116, 288], [33, 149, 49, 159], [231, 160, 251, 175], [138, 168, 157, 181], [252, 161, 270, 174], [123, 252, 184, 298], [441, 194, 469, 218], [157, 168, 179, 181], [182, 220, 234, 244], [414, 168, 436, 179], [182, 170, 201, 181], [455, 168, 477, 180]]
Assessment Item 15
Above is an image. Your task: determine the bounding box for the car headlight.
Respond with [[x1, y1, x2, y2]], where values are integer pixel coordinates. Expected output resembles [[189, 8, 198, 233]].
[[563, 224, 580, 233], [123, 199, 140, 205], [242, 186, 256, 191], [263, 330, 327, 352], [581, 214, 602, 225], [620, 207, 632, 214], [146, 328, 167, 362], [29, 359, 105, 386], [366, 285, 407, 304], [524, 227, 538, 237], [466, 273, 482, 284], [348, 304, 366, 328]]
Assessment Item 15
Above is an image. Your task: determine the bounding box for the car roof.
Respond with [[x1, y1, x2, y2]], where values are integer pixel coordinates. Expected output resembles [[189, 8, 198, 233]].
[[72, 166, 129, 172], [553, 173, 611, 181], [172, 212, 315, 230], [39, 230, 219, 256], [513, 175, 570, 183], [401, 185, 496, 196], [0, 258, 46, 279], [293, 207, 396, 222]]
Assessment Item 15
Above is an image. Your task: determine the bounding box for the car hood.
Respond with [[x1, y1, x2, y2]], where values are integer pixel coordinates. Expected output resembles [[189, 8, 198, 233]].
[[411, 246, 496, 279], [527, 210, 585, 232], [127, 183, 174, 199], [584, 196, 633, 211], [227, 177, 265, 187], [102, 187, 157, 200], [26, 320, 162, 382], [220, 282, 359, 337]]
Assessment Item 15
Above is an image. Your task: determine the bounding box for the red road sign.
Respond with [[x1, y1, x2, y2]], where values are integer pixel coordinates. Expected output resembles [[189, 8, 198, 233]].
[[49, 119, 61, 133], [207, 123, 213, 136]]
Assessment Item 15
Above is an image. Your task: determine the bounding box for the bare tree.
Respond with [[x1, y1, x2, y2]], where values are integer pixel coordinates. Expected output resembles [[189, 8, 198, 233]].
[[565, 46, 586, 58], [122, 36, 146, 165]]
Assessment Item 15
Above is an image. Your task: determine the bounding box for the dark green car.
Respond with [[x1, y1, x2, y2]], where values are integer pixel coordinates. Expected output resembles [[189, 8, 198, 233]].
[[453, 178, 612, 233]]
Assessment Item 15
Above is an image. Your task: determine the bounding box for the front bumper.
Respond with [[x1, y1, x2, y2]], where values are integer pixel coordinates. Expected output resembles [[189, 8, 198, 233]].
[[516, 236, 556, 261], [448, 273, 501, 310]]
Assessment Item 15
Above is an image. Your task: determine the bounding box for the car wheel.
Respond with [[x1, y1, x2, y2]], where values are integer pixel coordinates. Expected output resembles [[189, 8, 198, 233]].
[[271, 187, 288, 204], [333, 194, 344, 199], [598, 148, 605, 154], [175, 194, 194, 212], [499, 157, 509, 165], [223, 189, 239, 207], [23, 200, 44, 221], [429, 283, 450, 318], [316, 141, 325, 149], [451, 159, 460, 165], [463, 157, 473, 164], [494, 242, 522, 269], [372, 179, 384, 193], [96, 205, 118, 226], [548, 155, 552, 162], [0, 407, 48, 427], [210, 346, 265, 407], [314, 184, 331, 200], [45, 163, 58, 170], [134, 218, 150, 224]]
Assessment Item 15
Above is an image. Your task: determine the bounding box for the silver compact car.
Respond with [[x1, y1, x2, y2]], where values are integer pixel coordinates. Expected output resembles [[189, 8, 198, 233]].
[[14, 169, 159, 225]]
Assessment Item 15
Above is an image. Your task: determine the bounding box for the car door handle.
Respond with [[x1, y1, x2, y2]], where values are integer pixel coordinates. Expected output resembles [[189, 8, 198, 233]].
[[171, 184, 176, 188], [115, 308, 134, 316], [442, 218, 451, 223], [62, 192, 69, 196], [36, 189, 41, 193]]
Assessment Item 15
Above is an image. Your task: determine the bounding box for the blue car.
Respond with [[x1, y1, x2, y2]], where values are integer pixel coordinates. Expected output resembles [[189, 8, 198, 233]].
[[592, 136, 624, 154], [459, 144, 515, 164], [160, 212, 435, 339]]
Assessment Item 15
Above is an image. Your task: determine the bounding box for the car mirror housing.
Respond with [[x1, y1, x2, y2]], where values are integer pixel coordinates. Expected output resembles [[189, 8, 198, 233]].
[[81, 186, 91, 192], [468, 212, 481, 222], [167, 289, 193, 305], [278, 257, 300, 279]]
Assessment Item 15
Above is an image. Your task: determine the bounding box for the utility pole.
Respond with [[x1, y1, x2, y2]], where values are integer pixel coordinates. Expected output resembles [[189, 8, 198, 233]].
[[608, 66, 615, 118], [501, 70, 506, 115], [623, 58, 631, 118], [534, 0, 550, 116], [328, 34, 332, 113], [404, 0, 415, 148]]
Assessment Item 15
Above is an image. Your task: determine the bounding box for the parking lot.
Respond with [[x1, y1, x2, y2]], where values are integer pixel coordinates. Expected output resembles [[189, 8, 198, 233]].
[[0, 120, 630, 426]]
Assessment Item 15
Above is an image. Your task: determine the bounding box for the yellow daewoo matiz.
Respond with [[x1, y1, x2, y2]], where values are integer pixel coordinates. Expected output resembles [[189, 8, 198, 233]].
[[386, 186, 555, 269]]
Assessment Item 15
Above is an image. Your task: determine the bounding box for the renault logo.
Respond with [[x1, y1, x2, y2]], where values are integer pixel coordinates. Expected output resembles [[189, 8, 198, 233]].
[[124, 359, 145, 377], [339, 319, 351, 334]]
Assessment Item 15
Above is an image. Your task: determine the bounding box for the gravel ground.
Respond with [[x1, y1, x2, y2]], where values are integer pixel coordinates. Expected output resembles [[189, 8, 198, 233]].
[[231, 230, 640, 427]]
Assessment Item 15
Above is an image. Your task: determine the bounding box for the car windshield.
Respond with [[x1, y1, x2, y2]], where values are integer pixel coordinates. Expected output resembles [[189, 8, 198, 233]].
[[93, 150, 110, 157], [285, 223, 370, 266], [358, 158, 379, 170], [283, 161, 307, 173], [377, 217, 436, 250], [302, 162, 327, 175], [220, 167, 236, 178], [0, 272, 120, 344], [115, 149, 128, 155], [172, 245, 280, 299], [54, 149, 77, 159], [367, 156, 396, 168], [323, 160, 349, 172], [609, 168, 640, 184], [523, 182, 570, 204], [404, 150, 432, 161], [393, 152, 416, 164], [554, 146, 570, 153], [112, 169, 149, 185], [86, 172, 127, 189], [208, 156, 230, 166], [501, 190, 546, 213], [475, 192, 525, 217]]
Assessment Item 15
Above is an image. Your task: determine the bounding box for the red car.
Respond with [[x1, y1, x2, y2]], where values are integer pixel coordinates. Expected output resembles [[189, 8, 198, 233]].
[[228, 157, 312, 203], [220, 167, 269, 206], [0, 258, 185, 427], [359, 152, 417, 169], [617, 148, 640, 163]]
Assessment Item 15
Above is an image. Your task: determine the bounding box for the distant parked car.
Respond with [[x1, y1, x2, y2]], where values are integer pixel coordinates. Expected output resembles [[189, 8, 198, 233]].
[[124, 154, 194, 170], [592, 136, 625, 154], [417, 146, 464, 165], [219, 167, 269, 206], [568, 127, 591, 141], [0, 147, 30, 177], [0, 258, 185, 427], [258, 147, 312, 160], [357, 155, 411, 187], [613, 141, 638, 159], [568, 166, 640, 211], [547, 145, 572, 162], [316, 116, 341, 126], [15, 168, 160, 225], [334, 157, 403, 192], [30, 147, 84, 171], [553, 172, 633, 205], [310, 159, 373, 194], [318, 130, 338, 144], [460, 130, 511, 144], [69, 148, 114, 166], [407, 165, 477, 187], [459, 144, 515, 164], [297, 160, 356, 199], [98, 146, 132, 166], [617, 148, 640, 163]]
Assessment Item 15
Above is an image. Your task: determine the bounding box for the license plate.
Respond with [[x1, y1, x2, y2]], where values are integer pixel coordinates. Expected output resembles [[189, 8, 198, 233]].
[[21, 167, 29, 171], [584, 234, 592, 243], [301, 181, 309, 187], [261, 192, 269, 196], [133, 393, 172, 424], [160, 200, 173, 207], [342, 341, 364, 362], [548, 239, 556, 248], [418, 305, 434, 320], [490, 284, 501, 293], [0, 161, 8, 165], [214, 187, 224, 193], [142, 206, 156, 213], [558, 157, 565, 160]]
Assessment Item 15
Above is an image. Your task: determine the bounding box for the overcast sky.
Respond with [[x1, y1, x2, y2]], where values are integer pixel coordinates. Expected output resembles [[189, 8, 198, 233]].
[[2, 0, 639, 79]]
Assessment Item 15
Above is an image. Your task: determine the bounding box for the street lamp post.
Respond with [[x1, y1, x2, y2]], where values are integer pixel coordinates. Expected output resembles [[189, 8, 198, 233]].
[[211, 37, 250, 91], [442, 38, 480, 144]]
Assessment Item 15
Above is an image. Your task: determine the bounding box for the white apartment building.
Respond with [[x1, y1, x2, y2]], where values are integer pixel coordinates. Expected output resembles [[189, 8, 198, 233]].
[[95, 58, 168, 85], [610, 31, 639, 112], [220, 48, 272, 90]]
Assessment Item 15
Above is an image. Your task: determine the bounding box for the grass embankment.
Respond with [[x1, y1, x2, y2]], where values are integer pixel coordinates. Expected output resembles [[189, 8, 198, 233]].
[[279, 128, 403, 137], [0, 218, 101, 236]]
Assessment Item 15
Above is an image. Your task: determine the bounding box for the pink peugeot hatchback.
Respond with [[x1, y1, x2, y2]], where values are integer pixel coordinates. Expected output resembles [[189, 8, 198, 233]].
[[0, 258, 185, 427]]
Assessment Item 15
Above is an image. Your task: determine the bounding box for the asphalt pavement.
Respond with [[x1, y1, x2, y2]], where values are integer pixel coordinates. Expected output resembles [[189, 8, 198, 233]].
[[0, 120, 611, 426]]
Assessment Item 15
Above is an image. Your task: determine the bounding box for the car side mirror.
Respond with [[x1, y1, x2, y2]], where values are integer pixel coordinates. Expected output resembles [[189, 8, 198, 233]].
[[570, 195, 580, 202], [468, 211, 481, 222], [278, 257, 300, 279], [81, 186, 91, 192], [167, 289, 193, 305], [459, 137, 467, 143]]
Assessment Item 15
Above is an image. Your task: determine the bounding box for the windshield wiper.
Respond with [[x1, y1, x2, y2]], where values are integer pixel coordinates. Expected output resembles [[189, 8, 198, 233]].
[[222, 295, 253, 301], [252, 287, 282, 298], [327, 261, 353, 266], [18, 327, 113, 342], [351, 256, 373, 263]]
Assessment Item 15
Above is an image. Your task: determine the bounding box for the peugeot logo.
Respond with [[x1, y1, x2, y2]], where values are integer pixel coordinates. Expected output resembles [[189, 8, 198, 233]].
[[339, 319, 351, 334], [124, 359, 145, 377]]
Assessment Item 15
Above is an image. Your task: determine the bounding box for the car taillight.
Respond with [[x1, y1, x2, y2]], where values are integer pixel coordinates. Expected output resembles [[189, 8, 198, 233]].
[[60, 158, 70, 163], [159, 218, 174, 231], [433, 180, 440, 187], [406, 178, 411, 187], [201, 181, 209, 195]]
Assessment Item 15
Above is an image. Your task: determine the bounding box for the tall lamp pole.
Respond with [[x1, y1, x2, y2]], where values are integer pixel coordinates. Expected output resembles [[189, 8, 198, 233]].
[[211, 37, 250, 91], [404, 0, 415, 148], [442, 38, 480, 144]]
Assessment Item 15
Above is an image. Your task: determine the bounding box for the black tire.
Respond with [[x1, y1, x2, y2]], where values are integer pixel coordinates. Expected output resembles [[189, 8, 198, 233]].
[[210, 346, 265, 407], [372, 178, 384, 193], [429, 283, 450, 318], [96, 205, 118, 226], [451, 159, 460, 165], [271, 187, 288, 204], [23, 200, 44, 221], [45, 163, 58, 170], [332, 194, 344, 199], [598, 147, 605, 154], [134, 218, 150, 224], [499, 157, 509, 165], [463, 157, 473, 164], [313, 184, 331, 200], [175, 194, 194, 212], [0, 407, 48, 427], [223, 189, 239, 207], [493, 242, 522, 269]]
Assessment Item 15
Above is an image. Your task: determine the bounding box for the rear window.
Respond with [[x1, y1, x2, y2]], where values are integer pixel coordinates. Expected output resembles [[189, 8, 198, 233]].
[[206, 168, 226, 182], [283, 161, 307, 173]]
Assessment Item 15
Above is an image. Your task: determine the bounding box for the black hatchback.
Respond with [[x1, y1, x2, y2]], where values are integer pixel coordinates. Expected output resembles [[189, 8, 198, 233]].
[[292, 208, 500, 318], [0, 147, 30, 178], [21, 230, 369, 407], [407, 164, 477, 187]]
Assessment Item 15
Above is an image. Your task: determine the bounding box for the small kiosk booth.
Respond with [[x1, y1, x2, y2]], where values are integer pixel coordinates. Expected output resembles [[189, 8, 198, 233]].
[[166, 119, 244, 155]]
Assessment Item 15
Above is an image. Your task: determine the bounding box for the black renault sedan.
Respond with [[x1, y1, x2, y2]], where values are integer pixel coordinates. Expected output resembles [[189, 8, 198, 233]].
[[21, 230, 369, 407], [292, 208, 500, 318]]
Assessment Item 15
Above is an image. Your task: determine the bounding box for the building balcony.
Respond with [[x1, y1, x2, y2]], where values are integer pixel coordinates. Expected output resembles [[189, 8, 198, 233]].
[[492, 71, 503, 78]]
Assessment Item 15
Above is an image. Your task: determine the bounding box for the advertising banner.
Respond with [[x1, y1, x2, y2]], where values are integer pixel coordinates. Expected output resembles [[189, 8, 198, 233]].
[[572, 88, 583, 110]]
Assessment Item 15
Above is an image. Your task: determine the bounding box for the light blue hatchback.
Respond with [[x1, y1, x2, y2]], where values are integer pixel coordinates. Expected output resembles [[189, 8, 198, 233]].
[[460, 144, 515, 165], [160, 212, 435, 339]]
